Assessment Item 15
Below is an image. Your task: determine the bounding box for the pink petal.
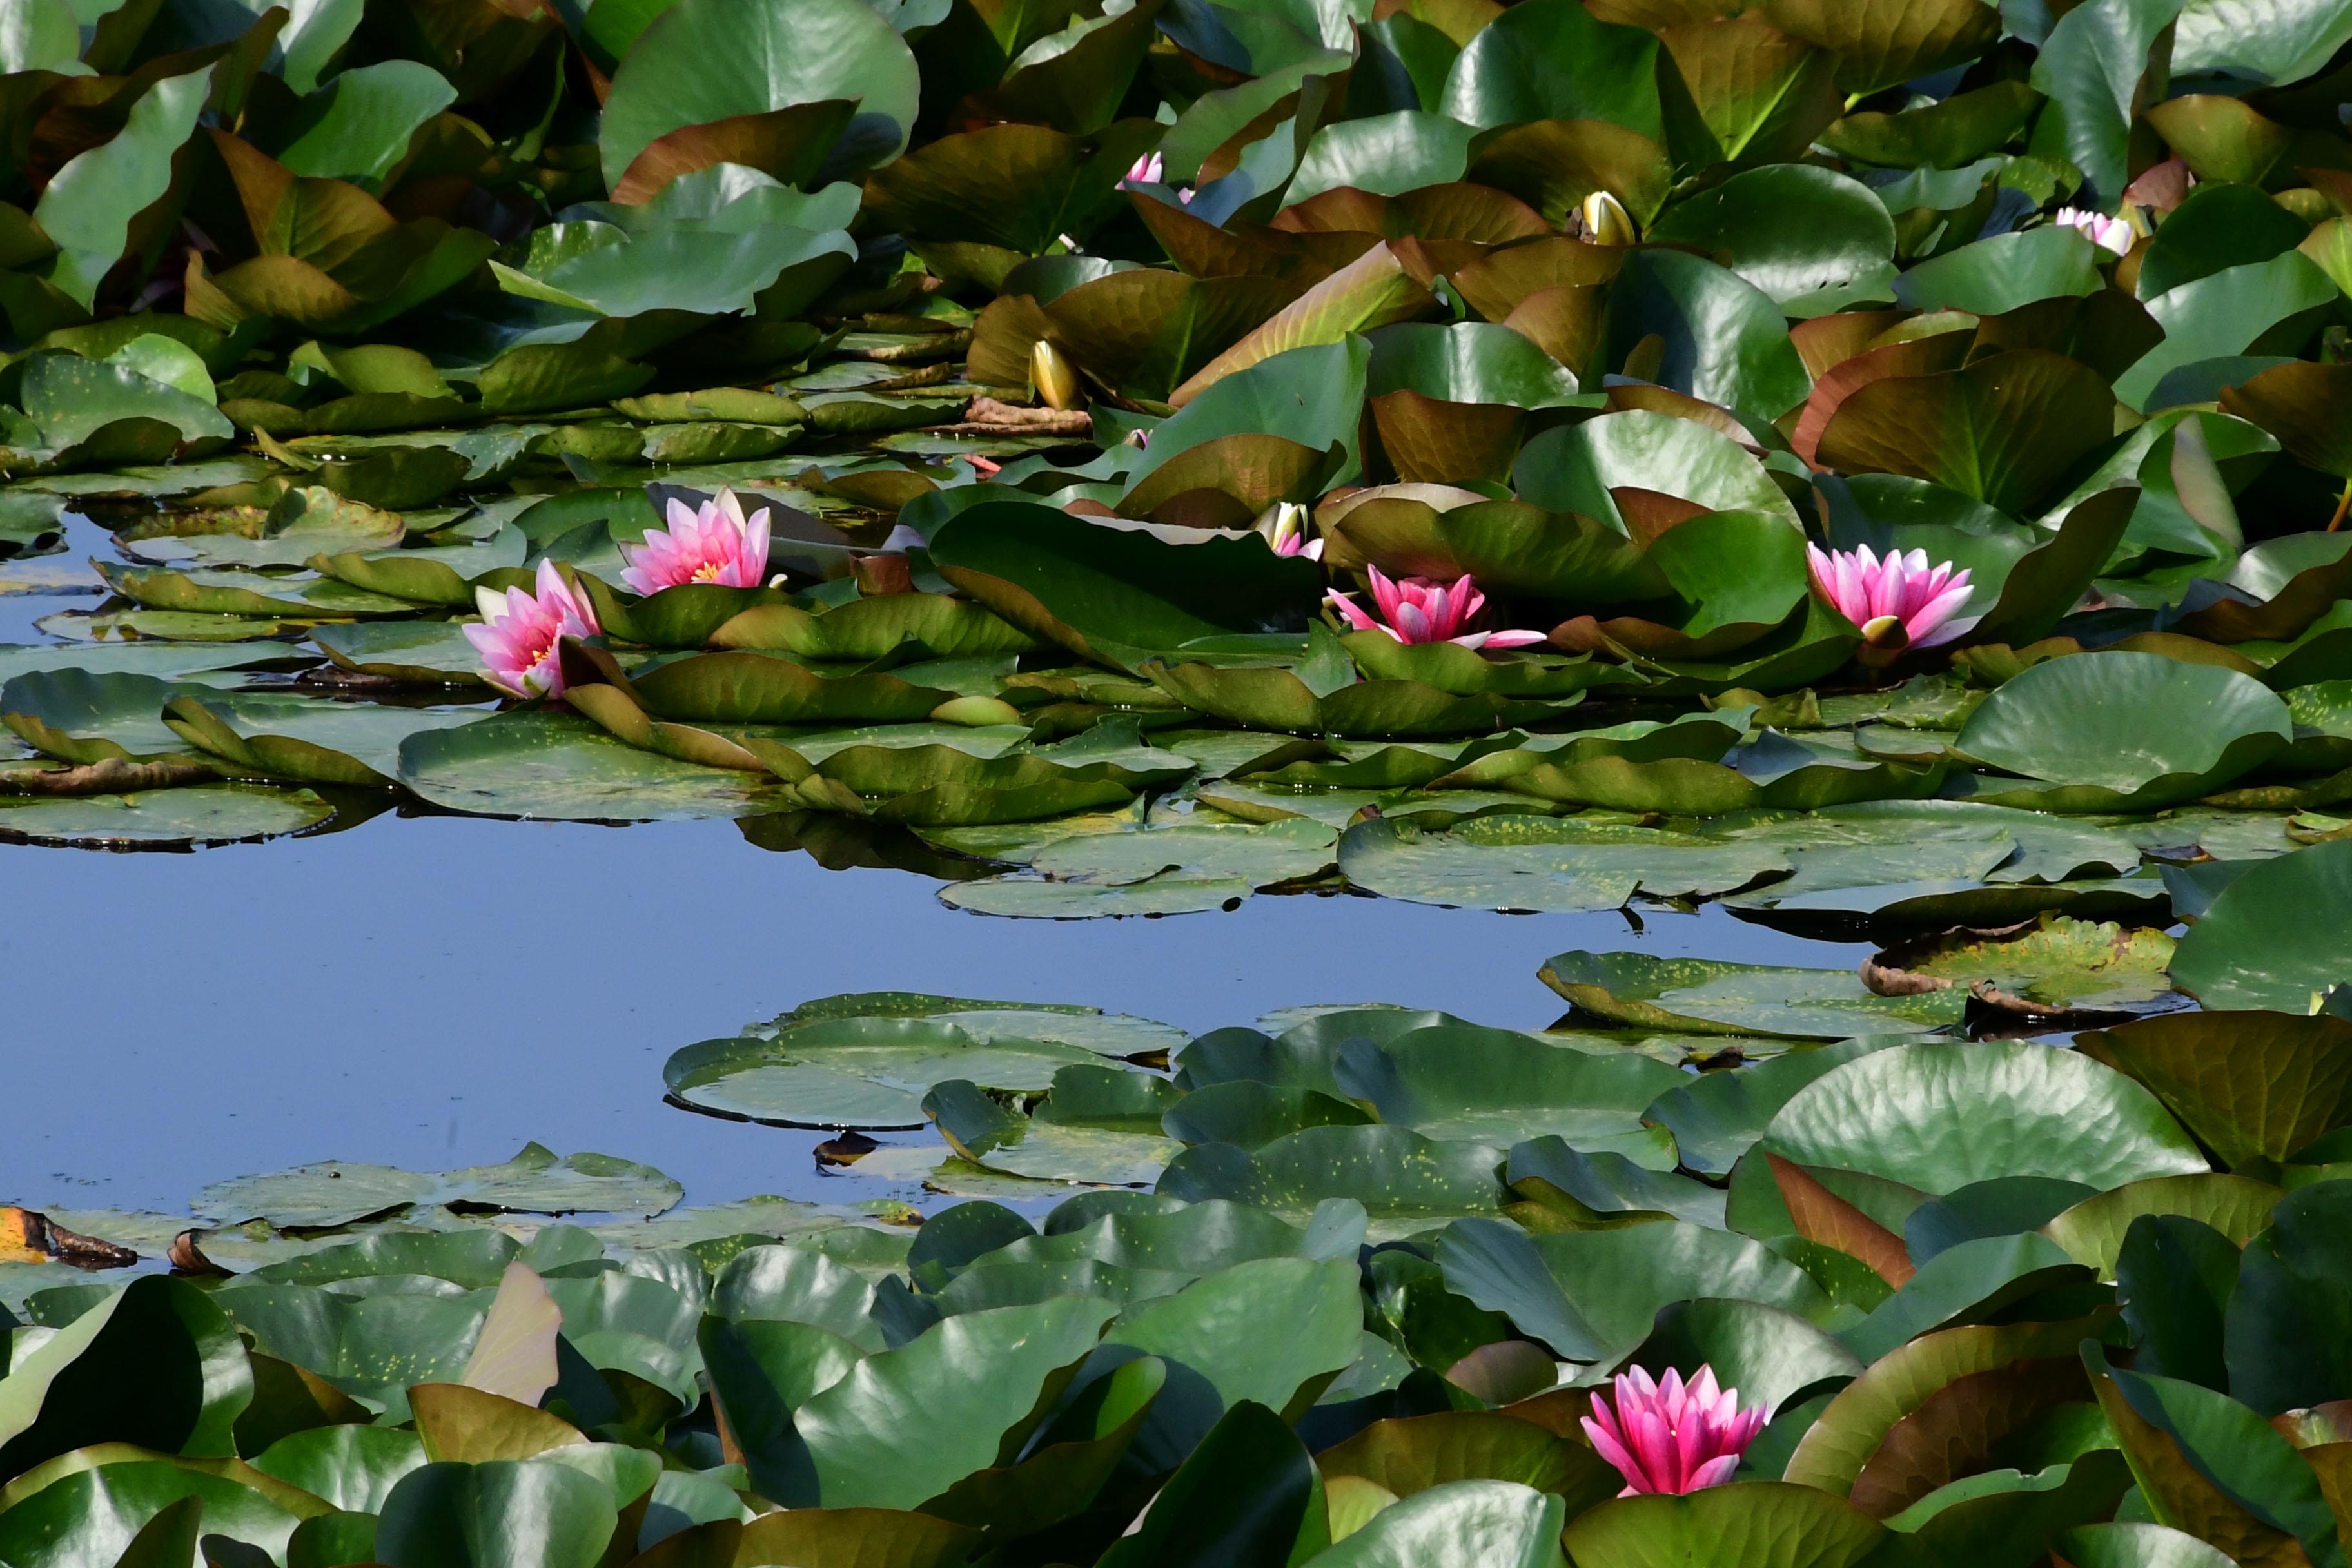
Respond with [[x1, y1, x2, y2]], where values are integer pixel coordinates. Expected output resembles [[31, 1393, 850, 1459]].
[[1476, 629, 1549, 648], [1326, 590, 1378, 632], [1685, 1454, 1741, 1493]]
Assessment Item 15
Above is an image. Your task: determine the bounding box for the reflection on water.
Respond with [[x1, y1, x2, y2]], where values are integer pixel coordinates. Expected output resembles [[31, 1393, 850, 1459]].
[[1, 808, 1871, 1215]]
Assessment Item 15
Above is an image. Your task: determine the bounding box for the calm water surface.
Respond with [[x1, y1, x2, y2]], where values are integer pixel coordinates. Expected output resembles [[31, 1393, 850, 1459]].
[[0, 811, 1869, 1214]]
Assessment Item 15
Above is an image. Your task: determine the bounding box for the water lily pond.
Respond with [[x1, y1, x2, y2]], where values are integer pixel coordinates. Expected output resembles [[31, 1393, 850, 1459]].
[[19, 0, 2352, 1558]]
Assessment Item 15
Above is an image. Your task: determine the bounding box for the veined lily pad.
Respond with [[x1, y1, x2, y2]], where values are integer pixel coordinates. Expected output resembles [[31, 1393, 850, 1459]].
[[1953, 652, 2293, 812]]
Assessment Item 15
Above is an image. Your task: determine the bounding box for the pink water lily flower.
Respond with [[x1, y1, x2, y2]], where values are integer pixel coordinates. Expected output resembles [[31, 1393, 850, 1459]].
[[1327, 565, 1546, 649], [618, 488, 772, 596], [465, 559, 601, 700], [1263, 501, 1322, 560], [2055, 206, 2133, 255], [1582, 1365, 1769, 1498], [1808, 543, 1975, 666], [1120, 150, 1192, 203]]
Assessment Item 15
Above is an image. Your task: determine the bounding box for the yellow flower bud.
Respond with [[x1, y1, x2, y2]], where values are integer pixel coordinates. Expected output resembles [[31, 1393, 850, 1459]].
[[1030, 339, 1081, 411], [1580, 189, 1636, 247]]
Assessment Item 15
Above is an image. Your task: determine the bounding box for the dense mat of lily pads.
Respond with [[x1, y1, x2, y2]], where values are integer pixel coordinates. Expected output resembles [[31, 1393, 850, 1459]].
[[14, 0, 2352, 1558], [0, 0, 2351, 993], [13, 977, 2352, 1565]]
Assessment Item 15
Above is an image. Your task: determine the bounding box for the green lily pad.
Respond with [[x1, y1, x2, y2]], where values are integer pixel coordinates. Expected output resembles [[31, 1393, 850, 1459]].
[[1758, 1041, 2210, 1194], [1337, 815, 1789, 913], [1540, 950, 1966, 1039], [665, 1016, 1114, 1130], [1864, 916, 2178, 1017], [397, 712, 792, 821], [1954, 651, 2293, 811], [0, 785, 334, 847], [193, 1145, 684, 1228]]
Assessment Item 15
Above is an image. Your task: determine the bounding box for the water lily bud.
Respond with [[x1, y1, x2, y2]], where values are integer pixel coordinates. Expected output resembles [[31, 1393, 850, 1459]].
[[1257, 500, 1322, 559], [932, 695, 1024, 727], [1580, 190, 1636, 246], [1030, 340, 1081, 411], [1856, 613, 1912, 668]]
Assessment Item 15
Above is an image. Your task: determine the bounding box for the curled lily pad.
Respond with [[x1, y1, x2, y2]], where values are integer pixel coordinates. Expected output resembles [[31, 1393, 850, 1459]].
[[161, 691, 484, 786]]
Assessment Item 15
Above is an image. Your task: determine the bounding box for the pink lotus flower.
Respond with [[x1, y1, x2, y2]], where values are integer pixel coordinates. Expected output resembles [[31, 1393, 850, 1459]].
[[618, 488, 772, 596], [2055, 206, 2132, 255], [465, 559, 601, 700], [1807, 543, 1975, 666], [1120, 150, 1192, 204], [1262, 502, 1322, 560], [1327, 565, 1545, 649], [1582, 1366, 1768, 1498]]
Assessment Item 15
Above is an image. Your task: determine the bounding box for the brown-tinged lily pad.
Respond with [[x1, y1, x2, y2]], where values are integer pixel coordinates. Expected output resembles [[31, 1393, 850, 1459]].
[[1863, 915, 2178, 1019]]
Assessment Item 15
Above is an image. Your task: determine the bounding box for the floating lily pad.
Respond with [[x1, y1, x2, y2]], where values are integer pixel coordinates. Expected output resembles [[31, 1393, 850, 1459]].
[[1865, 916, 2177, 1017], [1337, 816, 1789, 913], [397, 712, 792, 821], [0, 785, 334, 847], [1953, 652, 2293, 811], [193, 1145, 685, 1228], [1540, 950, 1966, 1039], [666, 1016, 1118, 1129]]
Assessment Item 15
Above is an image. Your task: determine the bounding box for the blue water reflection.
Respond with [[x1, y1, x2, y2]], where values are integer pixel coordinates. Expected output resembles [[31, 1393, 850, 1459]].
[[0, 810, 1869, 1214]]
